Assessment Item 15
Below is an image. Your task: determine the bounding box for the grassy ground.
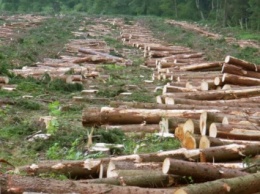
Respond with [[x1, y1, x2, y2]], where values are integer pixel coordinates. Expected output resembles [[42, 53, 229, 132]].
[[0, 14, 258, 168]]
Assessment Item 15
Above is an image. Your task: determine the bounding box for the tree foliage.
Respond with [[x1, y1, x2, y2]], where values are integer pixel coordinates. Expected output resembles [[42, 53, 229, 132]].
[[0, 0, 259, 30]]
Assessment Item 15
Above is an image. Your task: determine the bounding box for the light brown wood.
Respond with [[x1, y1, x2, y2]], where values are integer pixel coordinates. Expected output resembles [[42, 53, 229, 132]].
[[222, 73, 260, 86], [222, 63, 260, 79], [200, 143, 260, 162], [174, 172, 260, 194], [82, 107, 218, 126], [163, 158, 248, 182], [180, 62, 222, 71], [225, 55, 260, 72]]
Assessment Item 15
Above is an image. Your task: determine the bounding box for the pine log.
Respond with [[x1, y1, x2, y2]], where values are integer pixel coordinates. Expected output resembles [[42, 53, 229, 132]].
[[0, 174, 174, 194], [168, 118, 200, 133], [103, 124, 160, 133], [225, 55, 260, 72], [209, 123, 260, 141], [18, 159, 102, 179], [163, 158, 248, 182], [200, 143, 260, 162], [222, 63, 260, 79], [222, 73, 260, 86], [80, 174, 173, 188], [199, 136, 210, 149], [201, 80, 218, 91], [161, 87, 260, 101], [82, 107, 219, 126], [163, 85, 198, 94], [110, 148, 200, 163], [170, 97, 260, 107], [180, 62, 222, 71], [204, 136, 260, 147], [174, 172, 260, 194]]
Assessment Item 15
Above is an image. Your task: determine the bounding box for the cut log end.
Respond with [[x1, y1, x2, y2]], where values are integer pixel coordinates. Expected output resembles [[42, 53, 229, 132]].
[[209, 123, 217, 138], [199, 136, 210, 149], [200, 112, 207, 136], [225, 55, 231, 63], [162, 158, 170, 174]]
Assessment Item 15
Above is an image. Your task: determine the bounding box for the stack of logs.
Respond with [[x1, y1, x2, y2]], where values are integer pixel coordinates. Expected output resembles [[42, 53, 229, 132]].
[[166, 19, 259, 49], [2, 18, 260, 194], [9, 17, 132, 100], [81, 21, 260, 193], [0, 14, 48, 45]]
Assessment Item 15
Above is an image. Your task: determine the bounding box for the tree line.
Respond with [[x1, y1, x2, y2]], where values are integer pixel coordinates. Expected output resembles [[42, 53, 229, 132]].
[[0, 0, 259, 30]]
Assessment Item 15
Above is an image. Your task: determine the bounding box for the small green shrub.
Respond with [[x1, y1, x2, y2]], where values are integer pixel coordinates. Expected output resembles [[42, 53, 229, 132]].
[[47, 79, 83, 92]]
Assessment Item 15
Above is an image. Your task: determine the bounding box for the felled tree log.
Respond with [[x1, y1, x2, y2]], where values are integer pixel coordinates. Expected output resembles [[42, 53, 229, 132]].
[[200, 143, 260, 162], [203, 136, 260, 147], [161, 87, 260, 101], [82, 107, 218, 126], [0, 174, 174, 194], [18, 159, 102, 179], [80, 174, 172, 188], [163, 158, 248, 182], [225, 55, 260, 72], [209, 123, 260, 141], [222, 73, 260, 86], [78, 48, 126, 63], [180, 62, 222, 71], [169, 97, 260, 107], [110, 148, 200, 163], [222, 63, 260, 79], [103, 124, 160, 133], [174, 172, 260, 194]]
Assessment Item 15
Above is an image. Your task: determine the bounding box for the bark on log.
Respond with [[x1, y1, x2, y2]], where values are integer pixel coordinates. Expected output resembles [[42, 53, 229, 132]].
[[204, 136, 260, 147], [170, 97, 260, 107], [102, 124, 160, 133], [163, 158, 248, 182], [18, 159, 102, 179], [0, 174, 174, 194], [107, 160, 162, 177], [225, 55, 260, 72], [222, 73, 260, 86], [174, 172, 260, 194], [161, 87, 260, 101], [209, 123, 260, 141], [180, 62, 222, 71], [222, 63, 260, 79], [80, 174, 173, 188], [200, 144, 260, 162], [82, 107, 218, 126]]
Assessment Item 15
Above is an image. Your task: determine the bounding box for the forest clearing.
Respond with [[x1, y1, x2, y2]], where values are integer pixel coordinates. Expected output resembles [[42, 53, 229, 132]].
[[0, 4, 260, 194]]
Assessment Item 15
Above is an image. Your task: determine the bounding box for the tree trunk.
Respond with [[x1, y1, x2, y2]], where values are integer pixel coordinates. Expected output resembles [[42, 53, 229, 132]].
[[103, 124, 160, 133], [174, 172, 260, 194], [225, 56, 260, 72], [80, 174, 172, 188], [204, 136, 260, 147], [18, 159, 102, 179], [163, 158, 248, 182], [82, 107, 218, 126], [222, 63, 260, 79], [180, 62, 222, 71], [0, 174, 174, 194], [222, 73, 260, 86], [200, 143, 260, 162], [209, 123, 260, 141], [161, 87, 260, 101]]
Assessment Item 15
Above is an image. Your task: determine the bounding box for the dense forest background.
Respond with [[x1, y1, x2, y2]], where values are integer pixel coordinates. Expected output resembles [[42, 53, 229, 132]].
[[0, 0, 259, 30]]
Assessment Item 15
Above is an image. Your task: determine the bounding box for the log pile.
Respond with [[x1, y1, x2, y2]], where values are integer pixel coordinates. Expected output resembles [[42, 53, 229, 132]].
[[166, 19, 260, 49], [3, 17, 260, 193], [0, 14, 48, 45]]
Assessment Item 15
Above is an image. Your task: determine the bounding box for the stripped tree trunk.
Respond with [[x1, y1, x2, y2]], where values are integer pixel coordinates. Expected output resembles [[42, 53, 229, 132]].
[[174, 172, 260, 194]]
